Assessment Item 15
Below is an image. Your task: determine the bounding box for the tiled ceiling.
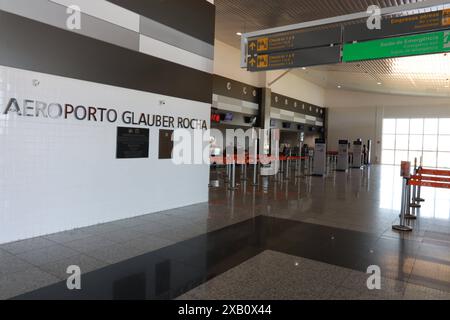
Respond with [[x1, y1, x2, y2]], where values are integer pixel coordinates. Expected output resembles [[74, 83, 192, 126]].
[[215, 0, 450, 97]]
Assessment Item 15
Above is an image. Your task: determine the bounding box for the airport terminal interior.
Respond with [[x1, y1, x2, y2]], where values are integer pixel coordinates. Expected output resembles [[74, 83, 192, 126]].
[[1, 0, 450, 301]]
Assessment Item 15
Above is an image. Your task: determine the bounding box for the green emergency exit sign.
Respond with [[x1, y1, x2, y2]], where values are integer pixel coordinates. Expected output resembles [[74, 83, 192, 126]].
[[343, 30, 450, 62]]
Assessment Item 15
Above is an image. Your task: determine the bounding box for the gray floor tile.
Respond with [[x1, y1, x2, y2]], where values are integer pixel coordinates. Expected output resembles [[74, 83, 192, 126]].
[[0, 255, 36, 276], [44, 228, 94, 244], [0, 267, 60, 300], [0, 237, 56, 255], [98, 228, 148, 243], [39, 254, 108, 280], [0, 248, 14, 259], [64, 236, 117, 252], [328, 287, 383, 300], [84, 243, 144, 264], [80, 223, 123, 235], [175, 293, 199, 300], [124, 235, 175, 254], [152, 227, 205, 242], [128, 221, 173, 235], [403, 283, 450, 300], [110, 217, 149, 228], [16, 244, 79, 266]]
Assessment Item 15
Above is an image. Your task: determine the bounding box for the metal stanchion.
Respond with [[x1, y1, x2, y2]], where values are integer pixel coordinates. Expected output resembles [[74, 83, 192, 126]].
[[415, 180, 425, 202], [404, 181, 418, 220], [416, 156, 425, 202], [251, 159, 258, 187], [296, 156, 302, 178], [224, 163, 230, 184], [228, 160, 238, 191], [411, 158, 423, 209], [241, 163, 248, 181], [393, 177, 413, 232], [285, 152, 291, 180]]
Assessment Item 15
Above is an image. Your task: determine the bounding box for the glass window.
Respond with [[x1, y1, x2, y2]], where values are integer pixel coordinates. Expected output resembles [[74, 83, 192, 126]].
[[437, 152, 450, 168], [424, 118, 438, 134], [382, 150, 395, 165], [383, 119, 396, 134], [410, 119, 424, 134], [409, 135, 423, 151], [423, 135, 438, 151], [408, 151, 423, 166], [396, 119, 409, 134], [382, 134, 396, 149], [438, 135, 450, 152], [382, 117, 450, 168], [394, 150, 408, 165], [423, 151, 437, 167], [439, 119, 450, 135], [395, 135, 409, 150]]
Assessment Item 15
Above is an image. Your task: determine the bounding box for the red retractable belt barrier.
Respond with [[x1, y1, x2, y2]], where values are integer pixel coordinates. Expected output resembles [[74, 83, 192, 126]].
[[287, 156, 307, 161], [210, 155, 307, 164], [409, 179, 450, 189], [411, 175, 450, 183], [417, 168, 450, 176], [210, 155, 281, 165], [409, 168, 450, 189]]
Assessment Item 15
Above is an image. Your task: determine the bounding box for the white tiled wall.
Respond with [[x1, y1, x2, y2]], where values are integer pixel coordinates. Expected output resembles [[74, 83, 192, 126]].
[[0, 66, 210, 244]]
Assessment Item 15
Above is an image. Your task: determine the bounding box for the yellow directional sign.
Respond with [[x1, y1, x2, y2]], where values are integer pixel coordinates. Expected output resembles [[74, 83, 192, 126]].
[[257, 38, 269, 52], [247, 46, 341, 72], [247, 27, 342, 55], [443, 9, 450, 26], [257, 55, 269, 68]]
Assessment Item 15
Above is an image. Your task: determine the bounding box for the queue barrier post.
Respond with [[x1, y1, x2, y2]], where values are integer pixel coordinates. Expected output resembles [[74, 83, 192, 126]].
[[285, 152, 291, 180], [227, 161, 231, 184], [415, 156, 425, 202], [251, 157, 258, 187], [228, 159, 238, 191], [404, 181, 418, 220], [393, 177, 413, 232], [241, 161, 248, 181]]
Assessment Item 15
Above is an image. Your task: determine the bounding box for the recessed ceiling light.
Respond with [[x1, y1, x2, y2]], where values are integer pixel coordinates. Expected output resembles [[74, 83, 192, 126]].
[[236, 32, 242, 36], [337, 85, 342, 89], [377, 82, 382, 85], [302, 67, 306, 70]]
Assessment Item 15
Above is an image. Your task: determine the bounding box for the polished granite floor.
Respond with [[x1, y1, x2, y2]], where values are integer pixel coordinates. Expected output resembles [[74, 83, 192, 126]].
[[1, 164, 449, 300]]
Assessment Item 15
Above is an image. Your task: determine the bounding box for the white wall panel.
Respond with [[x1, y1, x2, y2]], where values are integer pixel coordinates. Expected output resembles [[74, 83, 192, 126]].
[[140, 35, 214, 74], [0, 65, 210, 244], [50, 0, 140, 32]]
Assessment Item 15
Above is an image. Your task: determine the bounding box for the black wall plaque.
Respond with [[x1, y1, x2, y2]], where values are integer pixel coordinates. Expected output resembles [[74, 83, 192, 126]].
[[116, 127, 149, 159], [158, 129, 174, 160]]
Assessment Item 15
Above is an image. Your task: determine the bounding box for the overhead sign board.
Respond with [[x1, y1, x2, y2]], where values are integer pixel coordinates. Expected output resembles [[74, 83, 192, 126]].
[[344, 9, 450, 43], [343, 30, 450, 62], [248, 27, 342, 54], [247, 46, 341, 72]]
